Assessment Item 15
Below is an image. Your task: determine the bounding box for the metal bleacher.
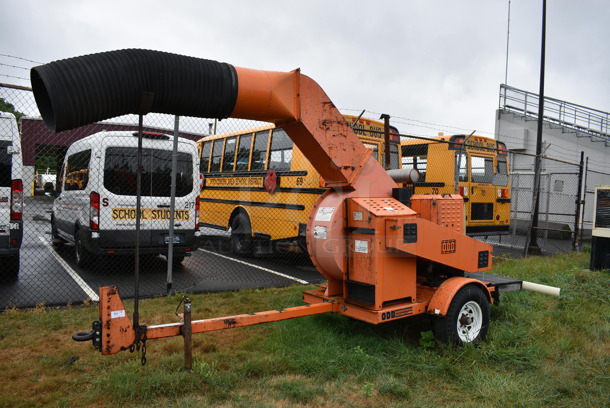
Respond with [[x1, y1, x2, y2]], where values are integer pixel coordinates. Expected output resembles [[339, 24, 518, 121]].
[[499, 84, 610, 146]]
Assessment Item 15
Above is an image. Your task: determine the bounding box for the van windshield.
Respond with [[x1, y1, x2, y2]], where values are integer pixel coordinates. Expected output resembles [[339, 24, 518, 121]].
[[103, 147, 193, 197], [0, 141, 11, 187]]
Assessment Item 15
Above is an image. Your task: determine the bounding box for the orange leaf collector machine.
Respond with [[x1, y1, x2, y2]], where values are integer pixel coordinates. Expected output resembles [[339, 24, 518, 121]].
[[30, 49, 522, 358]]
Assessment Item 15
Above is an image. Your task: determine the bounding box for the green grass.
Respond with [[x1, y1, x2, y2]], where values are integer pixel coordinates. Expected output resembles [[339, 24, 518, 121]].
[[1, 252, 608, 407]]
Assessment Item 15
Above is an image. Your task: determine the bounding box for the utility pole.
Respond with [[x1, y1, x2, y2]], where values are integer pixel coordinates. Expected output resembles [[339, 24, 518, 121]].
[[527, 0, 547, 255]]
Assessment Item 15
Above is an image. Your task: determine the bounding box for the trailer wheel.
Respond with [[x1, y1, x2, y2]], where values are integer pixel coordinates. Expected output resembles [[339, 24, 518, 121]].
[[230, 213, 254, 256], [433, 284, 490, 345]]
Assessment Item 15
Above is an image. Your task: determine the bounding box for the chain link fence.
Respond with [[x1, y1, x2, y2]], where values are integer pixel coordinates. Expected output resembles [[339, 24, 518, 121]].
[[1, 82, 603, 309], [1, 83, 323, 309]]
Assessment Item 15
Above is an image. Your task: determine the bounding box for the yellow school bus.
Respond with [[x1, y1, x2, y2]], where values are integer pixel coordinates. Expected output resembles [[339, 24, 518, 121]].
[[197, 115, 400, 255], [401, 134, 511, 235]]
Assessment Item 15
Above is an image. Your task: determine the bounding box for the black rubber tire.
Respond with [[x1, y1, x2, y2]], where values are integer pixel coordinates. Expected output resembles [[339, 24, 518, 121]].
[[230, 213, 254, 256], [51, 216, 64, 247], [171, 255, 185, 264], [74, 231, 94, 267], [1, 254, 19, 282], [433, 284, 490, 345]]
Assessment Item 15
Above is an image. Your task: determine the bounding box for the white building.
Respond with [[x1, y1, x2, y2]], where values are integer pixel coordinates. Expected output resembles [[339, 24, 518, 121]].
[[495, 85, 610, 238]]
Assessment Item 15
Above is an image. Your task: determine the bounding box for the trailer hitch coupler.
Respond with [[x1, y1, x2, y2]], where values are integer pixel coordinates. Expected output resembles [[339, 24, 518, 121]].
[[72, 320, 102, 350], [72, 331, 95, 342]]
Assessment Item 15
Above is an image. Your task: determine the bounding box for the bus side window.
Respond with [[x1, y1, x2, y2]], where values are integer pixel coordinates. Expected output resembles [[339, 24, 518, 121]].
[[269, 129, 293, 170], [251, 130, 269, 170], [390, 144, 399, 169], [222, 136, 237, 172], [235, 133, 252, 171], [210, 139, 223, 172], [471, 156, 493, 183], [199, 141, 212, 173]]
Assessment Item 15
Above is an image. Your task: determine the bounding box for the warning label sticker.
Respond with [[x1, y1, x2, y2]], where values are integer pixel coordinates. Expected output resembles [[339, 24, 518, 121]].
[[354, 240, 369, 253], [315, 207, 335, 222], [313, 225, 327, 239]]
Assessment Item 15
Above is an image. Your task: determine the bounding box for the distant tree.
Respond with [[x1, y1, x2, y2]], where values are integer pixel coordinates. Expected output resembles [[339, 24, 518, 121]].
[[0, 97, 25, 121]]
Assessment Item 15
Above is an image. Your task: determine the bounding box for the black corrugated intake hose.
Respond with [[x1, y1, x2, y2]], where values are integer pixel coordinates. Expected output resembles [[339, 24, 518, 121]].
[[30, 49, 238, 132]]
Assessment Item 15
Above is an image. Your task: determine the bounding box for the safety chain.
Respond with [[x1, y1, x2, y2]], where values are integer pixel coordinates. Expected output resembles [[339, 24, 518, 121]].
[[132, 325, 148, 366], [140, 340, 147, 366]]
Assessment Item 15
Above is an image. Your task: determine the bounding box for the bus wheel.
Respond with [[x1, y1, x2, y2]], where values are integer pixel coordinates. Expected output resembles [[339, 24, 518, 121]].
[[75, 230, 94, 267], [433, 284, 490, 345], [230, 213, 254, 256]]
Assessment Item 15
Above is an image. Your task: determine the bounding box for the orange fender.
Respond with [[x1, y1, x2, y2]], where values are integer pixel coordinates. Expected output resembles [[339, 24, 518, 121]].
[[427, 277, 492, 317]]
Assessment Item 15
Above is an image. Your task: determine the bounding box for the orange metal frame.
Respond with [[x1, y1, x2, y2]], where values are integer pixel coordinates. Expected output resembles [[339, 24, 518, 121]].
[[96, 274, 496, 356]]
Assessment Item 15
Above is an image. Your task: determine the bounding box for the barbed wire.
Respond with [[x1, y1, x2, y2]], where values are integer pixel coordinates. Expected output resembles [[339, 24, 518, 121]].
[[0, 62, 30, 71], [0, 53, 44, 65], [0, 73, 29, 81]]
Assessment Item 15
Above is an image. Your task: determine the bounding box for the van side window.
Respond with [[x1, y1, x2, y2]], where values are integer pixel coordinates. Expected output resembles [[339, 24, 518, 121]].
[[64, 150, 91, 191]]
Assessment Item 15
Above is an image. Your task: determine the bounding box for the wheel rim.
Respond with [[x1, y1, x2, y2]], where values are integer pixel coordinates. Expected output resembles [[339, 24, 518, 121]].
[[456, 300, 483, 343]]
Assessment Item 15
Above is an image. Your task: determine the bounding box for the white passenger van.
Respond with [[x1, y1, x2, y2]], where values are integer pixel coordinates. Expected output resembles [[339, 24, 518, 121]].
[[0, 111, 23, 281], [52, 131, 201, 267]]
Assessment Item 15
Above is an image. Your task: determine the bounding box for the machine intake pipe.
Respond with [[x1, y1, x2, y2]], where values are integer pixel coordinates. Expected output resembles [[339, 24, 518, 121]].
[[30, 49, 238, 132]]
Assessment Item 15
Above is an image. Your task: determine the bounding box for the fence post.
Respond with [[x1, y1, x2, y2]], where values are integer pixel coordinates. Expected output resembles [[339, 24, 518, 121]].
[[573, 151, 585, 251]]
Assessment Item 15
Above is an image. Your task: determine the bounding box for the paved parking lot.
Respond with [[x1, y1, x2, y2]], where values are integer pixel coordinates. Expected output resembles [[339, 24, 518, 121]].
[[1, 197, 578, 310]]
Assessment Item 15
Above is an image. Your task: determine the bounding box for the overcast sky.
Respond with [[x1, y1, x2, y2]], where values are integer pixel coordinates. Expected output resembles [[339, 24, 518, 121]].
[[1, 0, 608, 139]]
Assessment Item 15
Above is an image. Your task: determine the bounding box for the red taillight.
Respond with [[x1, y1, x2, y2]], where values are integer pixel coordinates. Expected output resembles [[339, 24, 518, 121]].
[[10, 179, 23, 221], [199, 173, 204, 190], [90, 192, 100, 230], [498, 188, 509, 198], [195, 195, 200, 230], [458, 186, 467, 197]]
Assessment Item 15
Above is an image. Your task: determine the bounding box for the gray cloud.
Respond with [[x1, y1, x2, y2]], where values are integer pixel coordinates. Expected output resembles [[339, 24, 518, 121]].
[[1, 0, 608, 137]]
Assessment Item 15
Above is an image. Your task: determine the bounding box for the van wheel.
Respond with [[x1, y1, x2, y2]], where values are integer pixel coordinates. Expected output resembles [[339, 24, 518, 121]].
[[51, 216, 64, 247], [230, 213, 254, 256], [433, 284, 490, 345], [1, 255, 19, 282], [75, 231, 94, 267]]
